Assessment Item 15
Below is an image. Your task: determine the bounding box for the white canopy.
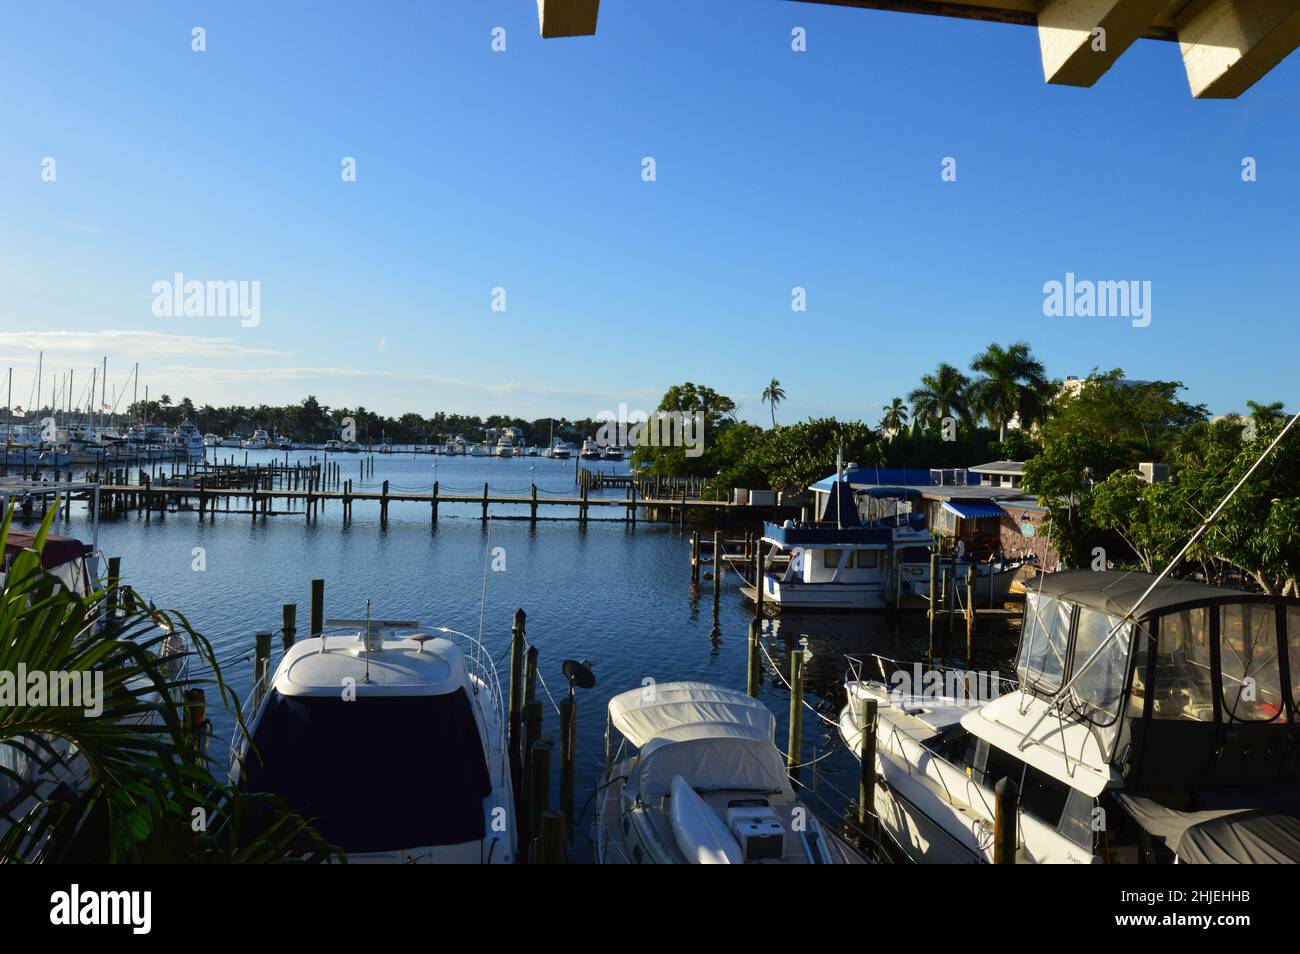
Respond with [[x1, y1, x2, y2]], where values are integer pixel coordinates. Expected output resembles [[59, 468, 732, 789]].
[[607, 682, 776, 749], [638, 724, 793, 801]]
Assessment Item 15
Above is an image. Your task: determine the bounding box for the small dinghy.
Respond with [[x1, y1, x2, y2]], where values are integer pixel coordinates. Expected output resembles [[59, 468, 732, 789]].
[[594, 681, 865, 864]]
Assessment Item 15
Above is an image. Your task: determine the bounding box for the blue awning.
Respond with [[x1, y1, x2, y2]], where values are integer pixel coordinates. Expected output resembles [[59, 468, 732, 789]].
[[941, 501, 1006, 520]]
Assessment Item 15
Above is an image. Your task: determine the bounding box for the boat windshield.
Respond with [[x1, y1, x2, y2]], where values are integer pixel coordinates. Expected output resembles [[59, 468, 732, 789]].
[[1016, 592, 1073, 693], [243, 689, 491, 853], [1065, 607, 1133, 737]]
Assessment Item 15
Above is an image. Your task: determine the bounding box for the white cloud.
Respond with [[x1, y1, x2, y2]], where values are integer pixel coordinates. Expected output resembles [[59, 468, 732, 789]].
[[0, 329, 285, 359]]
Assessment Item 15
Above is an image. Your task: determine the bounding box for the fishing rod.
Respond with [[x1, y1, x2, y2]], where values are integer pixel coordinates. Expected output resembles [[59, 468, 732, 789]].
[[1017, 409, 1300, 751]]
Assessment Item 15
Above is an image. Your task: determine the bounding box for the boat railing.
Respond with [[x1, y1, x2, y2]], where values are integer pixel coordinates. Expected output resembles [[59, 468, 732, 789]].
[[845, 653, 1018, 698]]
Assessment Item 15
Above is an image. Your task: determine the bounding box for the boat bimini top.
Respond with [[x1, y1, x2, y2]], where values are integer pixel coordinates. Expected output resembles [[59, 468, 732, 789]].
[[607, 682, 793, 800]]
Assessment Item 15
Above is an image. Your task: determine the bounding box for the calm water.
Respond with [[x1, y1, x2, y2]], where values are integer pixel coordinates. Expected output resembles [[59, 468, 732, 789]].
[[23, 448, 1019, 859]]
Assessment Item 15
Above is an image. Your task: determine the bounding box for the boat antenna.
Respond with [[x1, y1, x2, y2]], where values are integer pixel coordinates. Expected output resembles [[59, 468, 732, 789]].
[[363, 598, 372, 684], [1018, 408, 1300, 750]]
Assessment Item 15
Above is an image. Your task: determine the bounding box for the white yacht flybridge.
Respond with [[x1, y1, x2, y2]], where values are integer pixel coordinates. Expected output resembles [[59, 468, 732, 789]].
[[840, 571, 1300, 864], [231, 612, 515, 863], [595, 682, 866, 864]]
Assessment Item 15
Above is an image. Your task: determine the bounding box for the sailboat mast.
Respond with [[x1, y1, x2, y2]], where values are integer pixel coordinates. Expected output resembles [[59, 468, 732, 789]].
[[101, 356, 107, 428], [36, 351, 42, 420]]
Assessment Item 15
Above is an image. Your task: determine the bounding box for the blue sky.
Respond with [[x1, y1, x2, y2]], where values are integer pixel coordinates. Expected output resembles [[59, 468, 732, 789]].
[[2, 0, 1297, 425]]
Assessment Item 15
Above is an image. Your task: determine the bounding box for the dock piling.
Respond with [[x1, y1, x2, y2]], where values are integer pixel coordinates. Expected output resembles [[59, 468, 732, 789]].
[[786, 638, 807, 783], [857, 696, 879, 849], [310, 579, 324, 636], [994, 777, 1019, 864], [282, 603, 297, 653]]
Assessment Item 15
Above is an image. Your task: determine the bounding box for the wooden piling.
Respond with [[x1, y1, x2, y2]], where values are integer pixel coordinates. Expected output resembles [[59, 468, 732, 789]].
[[857, 696, 879, 848], [524, 645, 538, 704], [528, 735, 553, 858], [310, 579, 324, 636], [690, 530, 700, 586], [380, 479, 389, 527], [711, 530, 721, 606], [754, 548, 764, 618], [431, 481, 439, 526], [521, 698, 543, 857], [787, 638, 807, 783], [106, 555, 121, 621], [928, 551, 938, 655], [482, 482, 489, 523], [253, 631, 273, 703], [282, 603, 297, 653], [508, 608, 526, 819], [535, 809, 564, 864], [966, 569, 975, 658], [530, 484, 538, 524]]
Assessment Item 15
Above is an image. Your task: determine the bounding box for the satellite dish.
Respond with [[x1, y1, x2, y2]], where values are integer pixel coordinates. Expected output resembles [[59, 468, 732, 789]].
[[562, 658, 596, 690]]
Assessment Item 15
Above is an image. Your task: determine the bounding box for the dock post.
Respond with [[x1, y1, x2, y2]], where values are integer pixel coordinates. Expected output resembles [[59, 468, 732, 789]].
[[253, 631, 272, 704], [310, 579, 324, 636], [712, 530, 721, 607], [948, 554, 958, 638], [857, 696, 879, 849], [524, 645, 538, 704], [530, 484, 538, 524], [786, 638, 807, 783], [994, 777, 1019, 864], [536, 809, 564, 865], [508, 609, 527, 823], [482, 482, 489, 523], [528, 735, 553, 860], [431, 481, 438, 526], [560, 694, 576, 832], [106, 556, 121, 621], [380, 479, 389, 528], [521, 698, 543, 857], [282, 603, 297, 653], [754, 549, 764, 618], [746, 619, 761, 698], [630, 484, 636, 525], [580, 486, 588, 525], [690, 531, 700, 586]]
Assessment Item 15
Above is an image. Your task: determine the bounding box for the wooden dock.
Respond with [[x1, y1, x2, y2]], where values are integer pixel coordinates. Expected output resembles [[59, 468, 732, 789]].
[[84, 477, 790, 528]]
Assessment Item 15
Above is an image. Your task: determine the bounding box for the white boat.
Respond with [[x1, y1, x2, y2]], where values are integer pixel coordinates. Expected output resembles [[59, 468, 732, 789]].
[[276, 435, 293, 450], [443, 436, 468, 455], [342, 440, 362, 452], [602, 444, 624, 461], [219, 434, 242, 448], [231, 614, 515, 863], [750, 484, 1025, 612], [242, 429, 271, 450], [470, 442, 488, 457], [495, 435, 515, 458], [595, 681, 865, 864], [549, 440, 571, 460], [323, 439, 342, 451], [170, 423, 206, 462], [579, 438, 601, 460], [203, 433, 221, 447], [840, 571, 1300, 864]]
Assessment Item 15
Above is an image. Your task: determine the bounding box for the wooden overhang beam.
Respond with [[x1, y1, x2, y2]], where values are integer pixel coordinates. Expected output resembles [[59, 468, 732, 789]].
[[1174, 0, 1300, 98], [537, 0, 600, 38]]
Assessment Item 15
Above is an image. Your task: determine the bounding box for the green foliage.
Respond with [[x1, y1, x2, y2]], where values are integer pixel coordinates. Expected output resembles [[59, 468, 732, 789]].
[[0, 506, 339, 863], [736, 419, 882, 495], [969, 341, 1052, 439], [907, 363, 971, 425]]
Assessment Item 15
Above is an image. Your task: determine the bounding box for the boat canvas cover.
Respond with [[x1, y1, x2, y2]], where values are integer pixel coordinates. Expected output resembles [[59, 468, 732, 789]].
[[1118, 793, 1300, 864], [3, 531, 86, 571], [608, 682, 775, 748], [638, 724, 793, 801]]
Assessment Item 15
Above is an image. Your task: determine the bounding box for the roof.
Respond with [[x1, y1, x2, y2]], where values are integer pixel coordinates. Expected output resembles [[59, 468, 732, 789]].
[[968, 460, 1025, 475], [1029, 570, 1295, 619], [809, 467, 978, 492], [607, 681, 775, 749], [2, 530, 89, 570], [273, 635, 470, 698]]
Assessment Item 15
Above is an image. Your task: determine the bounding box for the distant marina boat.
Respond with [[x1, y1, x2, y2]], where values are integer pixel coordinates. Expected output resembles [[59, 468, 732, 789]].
[[443, 436, 468, 455], [495, 434, 515, 458], [549, 440, 571, 460], [242, 429, 271, 450], [470, 442, 488, 457], [323, 438, 342, 451], [602, 444, 624, 461], [342, 440, 362, 452], [579, 438, 601, 460], [230, 612, 515, 863], [203, 433, 221, 447], [595, 682, 865, 864], [276, 435, 293, 451], [219, 434, 242, 448]]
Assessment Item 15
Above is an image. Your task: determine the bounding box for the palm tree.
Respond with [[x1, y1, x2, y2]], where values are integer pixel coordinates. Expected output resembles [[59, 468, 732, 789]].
[[761, 378, 786, 427], [907, 363, 971, 426], [0, 505, 337, 863], [969, 341, 1051, 441], [880, 398, 908, 437]]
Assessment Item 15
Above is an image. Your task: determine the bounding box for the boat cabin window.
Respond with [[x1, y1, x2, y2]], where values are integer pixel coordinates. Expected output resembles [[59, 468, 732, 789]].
[[1152, 608, 1213, 721], [1066, 607, 1131, 734], [1017, 592, 1073, 693], [823, 549, 843, 569], [1220, 604, 1283, 722], [243, 689, 492, 853], [856, 550, 879, 569], [969, 738, 1094, 850]]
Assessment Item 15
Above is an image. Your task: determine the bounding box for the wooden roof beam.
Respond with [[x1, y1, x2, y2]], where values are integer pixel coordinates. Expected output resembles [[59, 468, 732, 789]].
[[1175, 0, 1300, 98]]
